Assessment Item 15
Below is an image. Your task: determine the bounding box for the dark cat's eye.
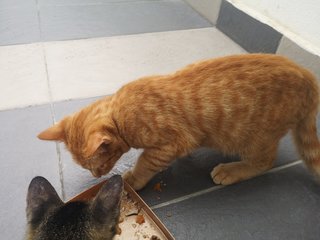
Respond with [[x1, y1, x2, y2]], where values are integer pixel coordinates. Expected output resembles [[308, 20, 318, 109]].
[[110, 226, 116, 234]]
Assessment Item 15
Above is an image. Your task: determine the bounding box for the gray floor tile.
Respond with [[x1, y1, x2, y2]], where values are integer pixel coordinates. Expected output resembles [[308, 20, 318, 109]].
[[154, 164, 320, 240], [0, 0, 36, 8], [0, 105, 60, 240], [38, 0, 158, 6], [39, 0, 211, 42], [54, 96, 100, 116], [140, 133, 301, 206], [217, 0, 282, 53], [0, 4, 41, 46], [139, 149, 237, 206]]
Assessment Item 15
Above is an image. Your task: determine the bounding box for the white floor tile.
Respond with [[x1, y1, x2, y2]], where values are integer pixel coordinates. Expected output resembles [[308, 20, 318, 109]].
[[0, 43, 50, 110], [44, 27, 246, 102]]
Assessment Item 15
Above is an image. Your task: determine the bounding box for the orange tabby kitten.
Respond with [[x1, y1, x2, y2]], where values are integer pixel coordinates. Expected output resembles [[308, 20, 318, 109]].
[[38, 54, 320, 190]]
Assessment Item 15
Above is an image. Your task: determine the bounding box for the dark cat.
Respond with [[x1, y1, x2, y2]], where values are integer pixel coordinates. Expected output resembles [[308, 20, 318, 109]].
[[26, 175, 123, 240]]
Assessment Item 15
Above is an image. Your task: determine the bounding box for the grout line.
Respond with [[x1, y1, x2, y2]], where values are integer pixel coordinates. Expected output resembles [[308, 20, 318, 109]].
[[35, 0, 66, 201], [41, 44, 66, 201], [150, 159, 303, 210], [0, 27, 215, 50], [261, 160, 302, 174], [56, 143, 66, 201], [42, 44, 66, 201], [151, 185, 225, 210], [42, 45, 66, 201]]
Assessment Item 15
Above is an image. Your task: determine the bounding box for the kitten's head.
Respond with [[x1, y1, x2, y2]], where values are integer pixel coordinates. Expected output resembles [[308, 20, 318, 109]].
[[38, 99, 130, 177], [26, 175, 123, 240]]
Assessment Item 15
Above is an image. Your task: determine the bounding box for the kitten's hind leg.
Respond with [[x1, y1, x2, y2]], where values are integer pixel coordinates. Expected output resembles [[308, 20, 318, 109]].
[[211, 143, 278, 185], [123, 146, 177, 190]]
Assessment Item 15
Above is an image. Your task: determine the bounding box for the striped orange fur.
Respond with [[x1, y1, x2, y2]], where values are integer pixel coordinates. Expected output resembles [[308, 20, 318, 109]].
[[38, 54, 320, 190]]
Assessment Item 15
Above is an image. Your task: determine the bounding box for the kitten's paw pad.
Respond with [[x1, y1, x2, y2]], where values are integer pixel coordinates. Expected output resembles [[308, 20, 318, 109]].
[[211, 164, 240, 185], [122, 170, 145, 191]]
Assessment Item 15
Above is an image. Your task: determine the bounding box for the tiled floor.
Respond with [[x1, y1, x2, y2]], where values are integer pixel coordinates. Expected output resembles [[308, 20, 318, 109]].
[[1, 0, 320, 239], [154, 164, 320, 240], [0, 105, 61, 239], [1, 0, 211, 45]]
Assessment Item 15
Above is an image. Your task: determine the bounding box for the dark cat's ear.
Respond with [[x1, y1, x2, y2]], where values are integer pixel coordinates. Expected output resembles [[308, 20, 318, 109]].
[[26, 176, 63, 226], [90, 175, 123, 224], [38, 122, 65, 141]]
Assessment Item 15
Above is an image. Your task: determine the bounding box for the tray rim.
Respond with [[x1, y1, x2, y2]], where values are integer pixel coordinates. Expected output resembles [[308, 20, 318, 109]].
[[68, 179, 175, 240]]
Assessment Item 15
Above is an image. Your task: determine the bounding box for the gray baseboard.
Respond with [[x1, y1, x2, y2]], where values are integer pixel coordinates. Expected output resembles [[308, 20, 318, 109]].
[[216, 0, 282, 53]]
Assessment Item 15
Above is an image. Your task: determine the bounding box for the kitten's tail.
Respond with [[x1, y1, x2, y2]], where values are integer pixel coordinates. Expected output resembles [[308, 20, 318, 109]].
[[293, 112, 320, 176], [293, 72, 320, 177]]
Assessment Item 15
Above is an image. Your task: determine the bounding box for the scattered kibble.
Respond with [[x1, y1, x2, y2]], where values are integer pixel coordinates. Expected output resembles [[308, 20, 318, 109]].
[[150, 235, 161, 240], [116, 225, 122, 235], [153, 183, 162, 192], [136, 214, 145, 225]]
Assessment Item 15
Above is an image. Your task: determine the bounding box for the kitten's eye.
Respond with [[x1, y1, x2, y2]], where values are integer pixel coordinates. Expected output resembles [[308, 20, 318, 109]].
[[99, 142, 109, 152]]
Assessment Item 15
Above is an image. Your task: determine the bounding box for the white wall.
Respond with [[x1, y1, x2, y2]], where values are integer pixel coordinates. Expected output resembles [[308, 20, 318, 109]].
[[228, 0, 320, 56]]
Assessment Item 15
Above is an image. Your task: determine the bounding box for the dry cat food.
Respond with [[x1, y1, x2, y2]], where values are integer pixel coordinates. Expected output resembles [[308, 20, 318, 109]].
[[153, 183, 162, 192], [135, 214, 146, 225], [113, 191, 164, 240]]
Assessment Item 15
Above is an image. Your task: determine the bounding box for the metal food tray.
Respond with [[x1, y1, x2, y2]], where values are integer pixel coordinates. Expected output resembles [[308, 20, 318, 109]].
[[68, 179, 174, 240]]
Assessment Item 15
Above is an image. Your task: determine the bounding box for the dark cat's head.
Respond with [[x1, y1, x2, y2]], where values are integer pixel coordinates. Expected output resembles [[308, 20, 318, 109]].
[[26, 175, 123, 240]]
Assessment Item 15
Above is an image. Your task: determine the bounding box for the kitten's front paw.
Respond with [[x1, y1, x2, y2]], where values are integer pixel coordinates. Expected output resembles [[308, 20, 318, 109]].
[[211, 163, 241, 185], [122, 170, 145, 191]]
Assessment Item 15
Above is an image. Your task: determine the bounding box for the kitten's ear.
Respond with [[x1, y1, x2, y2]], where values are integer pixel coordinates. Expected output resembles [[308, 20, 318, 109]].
[[37, 122, 65, 141], [84, 132, 112, 157], [91, 175, 123, 224], [26, 177, 63, 226]]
